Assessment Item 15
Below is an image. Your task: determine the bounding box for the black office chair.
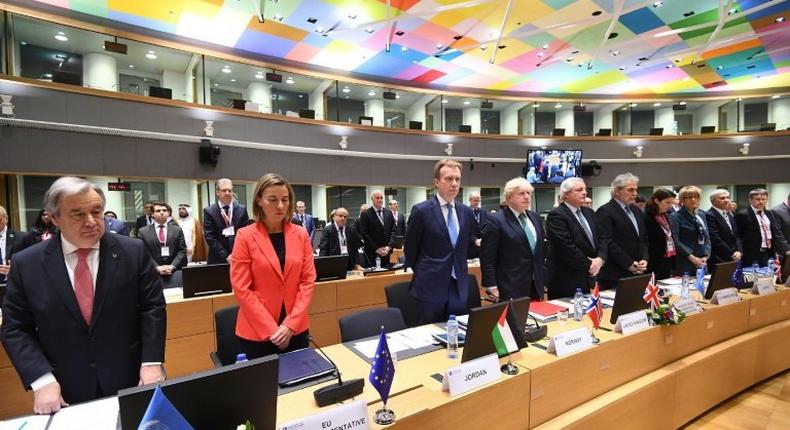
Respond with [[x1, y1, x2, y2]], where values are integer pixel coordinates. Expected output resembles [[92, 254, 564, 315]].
[[338, 308, 406, 342], [467, 273, 483, 308], [210, 305, 241, 367], [385, 281, 419, 328]]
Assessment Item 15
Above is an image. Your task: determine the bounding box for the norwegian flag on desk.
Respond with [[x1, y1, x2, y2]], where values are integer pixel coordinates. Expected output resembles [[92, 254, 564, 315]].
[[369, 327, 395, 405], [585, 283, 603, 329], [643, 272, 660, 310], [775, 254, 783, 283]]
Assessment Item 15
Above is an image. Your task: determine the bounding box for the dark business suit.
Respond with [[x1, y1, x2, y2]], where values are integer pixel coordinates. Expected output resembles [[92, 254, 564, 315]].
[[0, 233, 166, 404], [596, 199, 648, 290], [545, 203, 608, 299], [468, 207, 487, 259], [291, 213, 315, 237], [705, 208, 742, 269], [318, 223, 362, 270], [480, 208, 545, 300], [135, 214, 152, 236], [772, 203, 790, 246], [2, 228, 26, 284], [392, 211, 406, 239], [203, 201, 250, 264], [138, 224, 187, 270], [404, 196, 477, 324], [670, 207, 711, 275], [735, 206, 790, 267], [358, 206, 396, 268], [645, 213, 675, 280], [104, 217, 129, 236]]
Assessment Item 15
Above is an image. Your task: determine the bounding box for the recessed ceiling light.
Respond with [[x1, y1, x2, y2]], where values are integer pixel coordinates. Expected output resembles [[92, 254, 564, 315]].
[[533, 103, 540, 108], [442, 99, 448, 104], [412, 59, 418, 64], [653, 102, 662, 107], [537, 52, 544, 57], [298, 94, 303, 98], [368, 90, 376, 96], [653, 1, 663, 7], [42, 73, 53, 79], [436, 43, 443, 49], [54, 31, 68, 42], [342, 86, 350, 93], [230, 79, 236, 82], [630, 103, 638, 107], [20, 41, 28, 46], [401, 46, 408, 52], [255, 73, 263, 79], [463, 100, 471, 105], [365, 27, 374, 33], [610, 50, 620, 56], [286, 77, 295, 84], [128, 64, 135, 69], [146, 50, 157, 59], [221, 66, 232, 73], [679, 101, 687, 105], [716, 65, 723, 70], [776, 17, 785, 23], [395, 94, 400, 99], [213, 83, 218, 86], [555, 103, 562, 109], [772, 95, 781, 99]]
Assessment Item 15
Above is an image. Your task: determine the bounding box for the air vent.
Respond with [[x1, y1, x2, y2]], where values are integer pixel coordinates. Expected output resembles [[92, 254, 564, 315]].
[[683, 11, 695, 17]]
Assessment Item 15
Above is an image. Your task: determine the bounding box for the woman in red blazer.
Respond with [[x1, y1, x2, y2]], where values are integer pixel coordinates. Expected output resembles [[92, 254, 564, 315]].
[[230, 173, 316, 358]]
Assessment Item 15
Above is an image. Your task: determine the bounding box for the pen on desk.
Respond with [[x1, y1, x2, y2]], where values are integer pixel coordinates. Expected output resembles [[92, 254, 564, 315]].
[[44, 413, 55, 430], [16, 420, 27, 430]]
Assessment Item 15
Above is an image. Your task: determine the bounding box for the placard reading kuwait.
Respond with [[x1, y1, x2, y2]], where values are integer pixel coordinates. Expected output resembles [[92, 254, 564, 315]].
[[547, 327, 594, 357]]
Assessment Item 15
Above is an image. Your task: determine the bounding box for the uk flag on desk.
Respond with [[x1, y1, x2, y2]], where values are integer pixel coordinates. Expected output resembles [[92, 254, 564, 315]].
[[643, 272, 660, 310], [585, 283, 603, 329], [369, 327, 395, 405]]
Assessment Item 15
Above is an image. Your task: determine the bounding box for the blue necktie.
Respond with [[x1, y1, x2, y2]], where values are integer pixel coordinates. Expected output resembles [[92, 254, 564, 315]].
[[519, 213, 537, 253], [446, 204, 458, 279]]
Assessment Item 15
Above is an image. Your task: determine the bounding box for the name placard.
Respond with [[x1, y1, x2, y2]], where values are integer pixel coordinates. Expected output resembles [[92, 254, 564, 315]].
[[711, 288, 741, 305], [614, 310, 650, 335], [752, 280, 776, 296], [441, 353, 500, 396], [546, 327, 594, 357], [278, 399, 369, 430], [673, 298, 702, 315]]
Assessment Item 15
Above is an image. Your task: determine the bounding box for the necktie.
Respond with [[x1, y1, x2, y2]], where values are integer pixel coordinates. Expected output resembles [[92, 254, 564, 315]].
[[624, 206, 639, 234], [576, 209, 594, 246], [222, 205, 230, 215], [446, 204, 458, 279], [377, 209, 384, 225], [519, 213, 537, 253], [757, 211, 772, 248], [339, 226, 346, 246], [158, 225, 166, 244], [74, 248, 94, 325], [1, 232, 5, 263], [474, 208, 480, 222], [724, 211, 733, 232]]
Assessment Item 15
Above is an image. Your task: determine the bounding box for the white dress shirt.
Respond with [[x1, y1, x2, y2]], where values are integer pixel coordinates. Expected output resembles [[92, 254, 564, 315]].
[[436, 194, 459, 237]]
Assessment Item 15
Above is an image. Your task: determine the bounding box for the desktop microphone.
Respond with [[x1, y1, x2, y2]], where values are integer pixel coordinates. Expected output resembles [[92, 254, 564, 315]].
[[524, 313, 548, 343], [309, 336, 364, 407]]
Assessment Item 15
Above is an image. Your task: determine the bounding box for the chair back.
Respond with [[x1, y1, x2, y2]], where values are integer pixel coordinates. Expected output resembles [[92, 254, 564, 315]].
[[384, 281, 419, 327], [213, 305, 241, 366], [467, 273, 482, 309], [339, 308, 406, 342]]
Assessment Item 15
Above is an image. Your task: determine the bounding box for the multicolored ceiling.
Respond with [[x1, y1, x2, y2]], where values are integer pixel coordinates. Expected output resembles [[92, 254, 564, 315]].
[[27, 0, 790, 96]]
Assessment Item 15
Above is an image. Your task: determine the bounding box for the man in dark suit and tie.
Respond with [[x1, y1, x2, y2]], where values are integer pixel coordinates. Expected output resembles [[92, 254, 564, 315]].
[[318, 207, 363, 271], [772, 193, 790, 245], [705, 189, 742, 270], [134, 201, 154, 236], [389, 199, 406, 239], [405, 159, 480, 324], [358, 190, 396, 268], [468, 192, 486, 259], [1, 205, 27, 284], [596, 173, 648, 291], [480, 178, 545, 302], [545, 177, 608, 299], [203, 178, 250, 264], [138, 201, 187, 287], [735, 188, 790, 267], [1, 177, 166, 414], [292, 201, 315, 238]]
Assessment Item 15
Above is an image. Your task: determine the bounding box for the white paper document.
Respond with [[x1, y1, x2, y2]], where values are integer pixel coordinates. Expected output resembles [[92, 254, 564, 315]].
[[50, 397, 119, 430]]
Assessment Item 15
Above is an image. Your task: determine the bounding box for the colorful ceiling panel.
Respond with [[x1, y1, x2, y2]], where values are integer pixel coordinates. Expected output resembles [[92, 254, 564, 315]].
[[25, 0, 790, 96]]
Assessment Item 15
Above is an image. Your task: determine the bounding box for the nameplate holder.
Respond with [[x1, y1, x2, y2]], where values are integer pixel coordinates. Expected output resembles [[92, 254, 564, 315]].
[[441, 353, 500, 396], [546, 327, 593, 357], [673, 298, 702, 315], [278, 399, 369, 430], [710, 288, 741, 305], [752, 281, 776, 296], [614, 310, 650, 335]]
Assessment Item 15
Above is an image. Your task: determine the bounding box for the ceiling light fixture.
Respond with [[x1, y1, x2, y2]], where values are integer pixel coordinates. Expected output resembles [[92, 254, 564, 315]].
[[537, 52, 544, 57], [653, 102, 661, 107], [145, 50, 157, 59], [230, 78, 236, 82], [368, 90, 376, 96], [342, 86, 350, 93], [679, 101, 687, 105], [286, 77, 295, 84], [54, 31, 68, 42], [221, 66, 232, 73], [401, 46, 408, 52], [610, 50, 620, 56], [533, 103, 540, 108], [772, 95, 781, 99], [630, 103, 638, 107], [653, 2, 663, 7], [555, 103, 562, 109], [776, 17, 785, 23], [442, 99, 448, 104], [128, 64, 135, 69], [365, 26, 374, 33], [463, 100, 471, 105], [255, 73, 263, 79]]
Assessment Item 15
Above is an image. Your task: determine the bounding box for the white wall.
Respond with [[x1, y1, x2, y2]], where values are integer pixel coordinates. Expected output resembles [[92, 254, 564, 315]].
[[309, 80, 334, 121], [462, 187, 482, 206], [556, 109, 574, 136], [593, 104, 619, 134], [406, 187, 428, 213], [655, 108, 675, 135], [768, 183, 790, 208], [720, 101, 738, 132], [769, 98, 790, 130], [500, 102, 528, 135], [463, 108, 481, 133], [83, 53, 118, 92], [693, 102, 723, 133], [407, 95, 434, 129], [311, 185, 327, 220], [162, 69, 187, 102], [365, 99, 384, 126], [591, 187, 609, 210]]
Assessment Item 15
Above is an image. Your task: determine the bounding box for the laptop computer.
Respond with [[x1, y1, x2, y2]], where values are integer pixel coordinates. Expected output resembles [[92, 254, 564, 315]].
[[182, 263, 232, 298], [118, 355, 278, 430], [609, 274, 652, 324], [705, 261, 738, 299], [314, 255, 348, 282], [392, 235, 404, 249], [278, 348, 336, 387]]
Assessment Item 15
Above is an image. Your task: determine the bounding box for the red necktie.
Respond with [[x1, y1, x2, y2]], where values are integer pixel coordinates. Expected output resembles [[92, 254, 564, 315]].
[[74, 248, 94, 324], [158, 225, 166, 244]]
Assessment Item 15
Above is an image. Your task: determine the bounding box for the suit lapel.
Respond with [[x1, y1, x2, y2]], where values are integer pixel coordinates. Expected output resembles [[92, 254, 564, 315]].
[[430, 198, 453, 247], [42, 236, 86, 327], [503, 208, 529, 246], [251, 223, 284, 282], [92, 234, 119, 326], [529, 211, 543, 248], [617, 203, 638, 237]]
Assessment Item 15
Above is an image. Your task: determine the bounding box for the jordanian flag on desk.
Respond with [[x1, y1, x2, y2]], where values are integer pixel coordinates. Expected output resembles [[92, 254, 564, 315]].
[[491, 303, 519, 356]]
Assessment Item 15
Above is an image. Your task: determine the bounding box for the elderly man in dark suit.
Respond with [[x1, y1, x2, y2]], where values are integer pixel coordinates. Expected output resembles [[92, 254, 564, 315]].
[[735, 188, 790, 267], [467, 192, 487, 259], [1, 177, 166, 414], [203, 178, 250, 264], [596, 173, 648, 291], [358, 190, 396, 268], [1, 205, 27, 284], [772, 193, 790, 246], [705, 189, 742, 271], [480, 178, 545, 302], [318, 207, 363, 271], [138, 201, 187, 288], [545, 177, 608, 299], [405, 159, 480, 324]]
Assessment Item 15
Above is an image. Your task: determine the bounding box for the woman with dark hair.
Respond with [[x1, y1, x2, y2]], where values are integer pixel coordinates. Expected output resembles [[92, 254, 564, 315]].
[[230, 173, 315, 358], [645, 189, 677, 280], [18, 209, 57, 251]]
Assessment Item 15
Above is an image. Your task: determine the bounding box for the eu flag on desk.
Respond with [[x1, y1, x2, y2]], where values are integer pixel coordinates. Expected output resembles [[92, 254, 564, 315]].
[[138, 385, 194, 430], [369, 327, 395, 405], [732, 261, 746, 288], [695, 267, 706, 296]]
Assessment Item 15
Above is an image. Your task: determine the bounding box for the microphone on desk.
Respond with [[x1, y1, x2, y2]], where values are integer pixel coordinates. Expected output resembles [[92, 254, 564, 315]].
[[309, 336, 365, 407], [525, 311, 549, 344]]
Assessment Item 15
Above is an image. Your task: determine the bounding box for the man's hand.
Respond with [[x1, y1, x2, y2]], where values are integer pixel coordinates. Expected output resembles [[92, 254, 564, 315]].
[[0, 263, 10, 275], [732, 251, 742, 261], [485, 287, 500, 302], [139, 365, 165, 386], [33, 382, 68, 415], [155, 265, 172, 276], [636, 260, 648, 272], [270, 325, 294, 350], [474, 238, 482, 247], [588, 257, 604, 277]]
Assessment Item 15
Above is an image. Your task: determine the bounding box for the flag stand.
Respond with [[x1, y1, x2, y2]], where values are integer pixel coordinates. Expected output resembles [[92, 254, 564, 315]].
[[501, 356, 519, 375], [374, 404, 396, 425], [590, 328, 600, 344]]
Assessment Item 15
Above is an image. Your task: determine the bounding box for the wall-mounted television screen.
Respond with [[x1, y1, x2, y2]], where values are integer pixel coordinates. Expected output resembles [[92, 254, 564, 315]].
[[526, 149, 583, 184]]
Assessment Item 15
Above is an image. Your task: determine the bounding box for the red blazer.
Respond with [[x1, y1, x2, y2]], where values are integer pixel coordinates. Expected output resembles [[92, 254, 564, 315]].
[[230, 222, 316, 341]]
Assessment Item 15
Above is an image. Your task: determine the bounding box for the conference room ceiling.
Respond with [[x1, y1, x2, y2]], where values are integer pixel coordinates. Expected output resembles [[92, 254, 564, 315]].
[[23, 0, 790, 97]]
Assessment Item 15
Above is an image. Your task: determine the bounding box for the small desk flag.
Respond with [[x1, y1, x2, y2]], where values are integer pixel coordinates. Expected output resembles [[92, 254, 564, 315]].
[[643, 272, 660, 310], [694, 267, 706, 295], [585, 283, 603, 329], [138, 385, 193, 430], [369, 328, 395, 405], [492, 303, 519, 356]]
